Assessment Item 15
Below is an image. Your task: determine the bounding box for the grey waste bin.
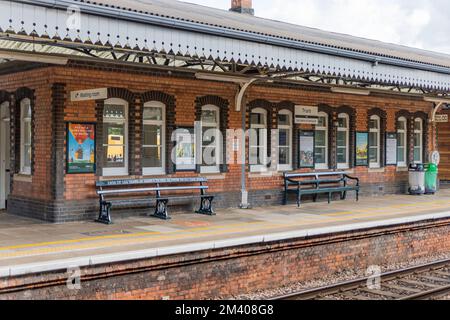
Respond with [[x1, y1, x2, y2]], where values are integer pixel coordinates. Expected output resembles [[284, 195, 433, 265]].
[[409, 163, 425, 195]]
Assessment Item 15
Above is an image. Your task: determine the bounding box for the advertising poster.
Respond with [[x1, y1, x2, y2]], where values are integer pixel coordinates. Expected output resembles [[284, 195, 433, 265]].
[[299, 131, 315, 168], [67, 123, 96, 174], [355, 132, 369, 166]]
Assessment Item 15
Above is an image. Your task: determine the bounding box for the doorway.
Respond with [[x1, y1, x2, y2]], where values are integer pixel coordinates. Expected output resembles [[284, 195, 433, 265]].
[[0, 102, 10, 210]]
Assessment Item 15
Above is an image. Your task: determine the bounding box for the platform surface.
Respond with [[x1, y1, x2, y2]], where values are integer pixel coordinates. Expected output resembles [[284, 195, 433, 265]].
[[0, 190, 449, 276]]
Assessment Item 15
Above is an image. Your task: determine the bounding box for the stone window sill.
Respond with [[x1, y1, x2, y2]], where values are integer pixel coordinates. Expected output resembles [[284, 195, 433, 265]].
[[14, 174, 32, 183]]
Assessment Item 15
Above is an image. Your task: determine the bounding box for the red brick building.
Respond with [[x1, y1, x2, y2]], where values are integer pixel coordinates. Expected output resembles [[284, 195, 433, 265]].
[[0, 0, 449, 222]]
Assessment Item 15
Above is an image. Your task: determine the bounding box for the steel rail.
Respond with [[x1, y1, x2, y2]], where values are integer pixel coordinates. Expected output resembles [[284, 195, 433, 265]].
[[270, 258, 450, 300]]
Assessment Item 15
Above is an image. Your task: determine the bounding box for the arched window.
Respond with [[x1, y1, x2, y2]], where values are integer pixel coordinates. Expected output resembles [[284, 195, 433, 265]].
[[369, 115, 381, 168], [277, 110, 292, 171], [315, 112, 328, 170], [413, 118, 423, 164], [143, 101, 165, 175], [397, 117, 407, 167], [102, 98, 128, 176], [249, 107, 268, 172], [20, 98, 32, 175], [337, 113, 349, 169], [200, 105, 221, 173]]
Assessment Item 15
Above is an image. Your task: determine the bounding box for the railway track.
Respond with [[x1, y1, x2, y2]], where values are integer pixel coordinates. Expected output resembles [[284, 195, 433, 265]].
[[272, 258, 450, 300]]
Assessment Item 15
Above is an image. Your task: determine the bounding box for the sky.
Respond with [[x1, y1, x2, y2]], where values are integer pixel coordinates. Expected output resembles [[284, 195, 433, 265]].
[[181, 0, 450, 55]]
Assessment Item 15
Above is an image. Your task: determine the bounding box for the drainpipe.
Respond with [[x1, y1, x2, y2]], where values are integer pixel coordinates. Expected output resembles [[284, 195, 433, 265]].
[[236, 78, 258, 209]]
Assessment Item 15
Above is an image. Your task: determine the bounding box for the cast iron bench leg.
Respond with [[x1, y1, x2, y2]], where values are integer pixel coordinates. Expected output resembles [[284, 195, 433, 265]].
[[152, 199, 171, 220], [96, 201, 112, 225], [196, 196, 215, 216], [297, 192, 301, 207], [328, 193, 332, 204]]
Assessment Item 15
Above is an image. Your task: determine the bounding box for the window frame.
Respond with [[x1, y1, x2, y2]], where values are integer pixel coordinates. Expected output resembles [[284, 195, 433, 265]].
[[277, 109, 293, 172], [369, 115, 381, 168], [315, 112, 329, 170], [413, 118, 423, 164], [249, 107, 268, 173], [397, 117, 408, 167], [200, 104, 221, 174], [142, 101, 166, 176], [102, 98, 129, 177], [336, 113, 350, 169], [20, 98, 32, 175]]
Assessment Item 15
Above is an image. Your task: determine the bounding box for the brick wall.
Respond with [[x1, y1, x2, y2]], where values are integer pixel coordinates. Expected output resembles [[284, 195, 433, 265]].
[[0, 62, 435, 221], [1, 218, 449, 299]]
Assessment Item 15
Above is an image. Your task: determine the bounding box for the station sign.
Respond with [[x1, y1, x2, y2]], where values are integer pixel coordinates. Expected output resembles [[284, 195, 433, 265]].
[[435, 114, 448, 123], [71, 88, 108, 102], [295, 105, 318, 125]]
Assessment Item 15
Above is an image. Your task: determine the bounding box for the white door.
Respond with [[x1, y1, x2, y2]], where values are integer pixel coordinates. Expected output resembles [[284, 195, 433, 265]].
[[0, 102, 10, 210]]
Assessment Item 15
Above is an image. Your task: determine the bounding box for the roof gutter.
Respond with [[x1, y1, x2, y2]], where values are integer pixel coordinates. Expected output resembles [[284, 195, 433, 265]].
[[10, 0, 450, 76]]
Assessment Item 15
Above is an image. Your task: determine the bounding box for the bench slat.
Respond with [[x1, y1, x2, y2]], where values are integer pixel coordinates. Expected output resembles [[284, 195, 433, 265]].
[[96, 177, 208, 187], [98, 185, 208, 195]]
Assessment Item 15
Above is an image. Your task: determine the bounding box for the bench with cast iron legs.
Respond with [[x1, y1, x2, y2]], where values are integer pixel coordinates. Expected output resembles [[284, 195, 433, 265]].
[[95, 178, 214, 224]]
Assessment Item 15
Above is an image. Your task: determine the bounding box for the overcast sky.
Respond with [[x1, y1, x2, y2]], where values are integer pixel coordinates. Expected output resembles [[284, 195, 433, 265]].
[[181, 0, 450, 55]]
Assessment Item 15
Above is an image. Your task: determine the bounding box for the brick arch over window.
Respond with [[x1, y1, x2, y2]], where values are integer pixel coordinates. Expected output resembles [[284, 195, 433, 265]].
[[367, 107, 387, 167], [275, 101, 297, 169], [195, 95, 230, 173], [247, 99, 274, 161], [141, 91, 176, 174], [334, 106, 356, 168], [95, 88, 136, 176], [412, 111, 429, 163], [318, 104, 335, 169], [396, 110, 412, 165], [13, 87, 35, 175]]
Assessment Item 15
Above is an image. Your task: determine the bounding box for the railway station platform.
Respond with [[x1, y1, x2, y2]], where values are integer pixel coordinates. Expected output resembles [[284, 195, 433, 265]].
[[0, 190, 450, 299]]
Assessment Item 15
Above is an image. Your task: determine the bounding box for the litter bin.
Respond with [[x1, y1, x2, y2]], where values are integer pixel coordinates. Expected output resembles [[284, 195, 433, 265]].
[[425, 163, 438, 195], [409, 163, 425, 195]]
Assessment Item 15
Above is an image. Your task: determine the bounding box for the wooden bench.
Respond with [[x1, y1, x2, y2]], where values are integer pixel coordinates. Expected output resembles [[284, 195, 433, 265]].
[[95, 178, 215, 224], [283, 171, 360, 207]]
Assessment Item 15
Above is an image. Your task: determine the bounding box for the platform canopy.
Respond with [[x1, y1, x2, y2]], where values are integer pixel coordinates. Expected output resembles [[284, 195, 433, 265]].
[[0, 0, 449, 96]]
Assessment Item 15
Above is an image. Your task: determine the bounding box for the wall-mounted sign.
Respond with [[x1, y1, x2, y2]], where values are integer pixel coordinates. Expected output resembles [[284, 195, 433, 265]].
[[355, 132, 369, 166], [385, 133, 398, 166], [174, 127, 196, 171], [295, 106, 319, 125], [435, 114, 448, 123], [70, 88, 108, 102], [299, 131, 315, 168], [67, 123, 96, 174]]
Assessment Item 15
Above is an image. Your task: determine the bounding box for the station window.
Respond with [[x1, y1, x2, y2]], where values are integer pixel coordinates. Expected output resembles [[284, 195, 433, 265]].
[[337, 113, 349, 169], [143, 101, 165, 175], [200, 105, 221, 174], [397, 117, 407, 167], [413, 118, 423, 164], [249, 108, 268, 172], [20, 98, 32, 175], [102, 98, 128, 176], [369, 115, 381, 168], [277, 110, 292, 171], [315, 112, 328, 170]]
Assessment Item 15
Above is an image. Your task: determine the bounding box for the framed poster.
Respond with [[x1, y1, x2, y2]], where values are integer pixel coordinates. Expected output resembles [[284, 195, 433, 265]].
[[355, 132, 369, 166], [385, 133, 398, 166], [67, 123, 96, 174], [173, 127, 196, 171], [299, 131, 315, 168]]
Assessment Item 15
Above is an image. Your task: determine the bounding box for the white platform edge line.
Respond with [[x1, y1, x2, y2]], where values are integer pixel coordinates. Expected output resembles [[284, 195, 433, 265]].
[[2, 211, 450, 277]]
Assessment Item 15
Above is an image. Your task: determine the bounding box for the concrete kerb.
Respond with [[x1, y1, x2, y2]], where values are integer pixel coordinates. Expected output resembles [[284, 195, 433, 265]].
[[2, 211, 450, 278]]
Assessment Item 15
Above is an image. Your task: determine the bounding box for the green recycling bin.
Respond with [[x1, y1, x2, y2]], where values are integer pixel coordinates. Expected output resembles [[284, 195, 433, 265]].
[[425, 163, 438, 195]]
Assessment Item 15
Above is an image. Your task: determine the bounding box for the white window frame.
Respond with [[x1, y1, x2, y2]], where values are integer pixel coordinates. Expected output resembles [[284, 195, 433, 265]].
[[277, 109, 293, 172], [142, 101, 166, 176], [397, 117, 407, 167], [200, 104, 221, 174], [413, 118, 423, 164], [102, 98, 129, 177], [20, 98, 32, 175], [337, 113, 350, 169], [315, 112, 329, 170], [369, 115, 381, 169], [249, 108, 268, 173]]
